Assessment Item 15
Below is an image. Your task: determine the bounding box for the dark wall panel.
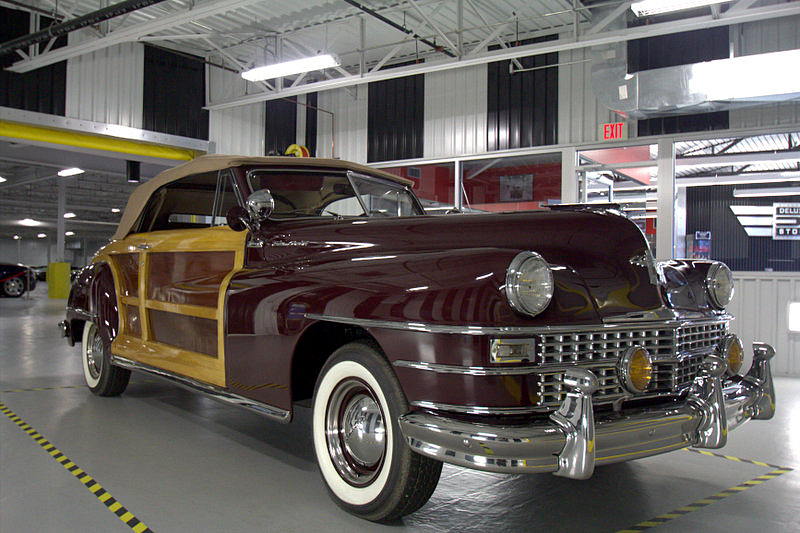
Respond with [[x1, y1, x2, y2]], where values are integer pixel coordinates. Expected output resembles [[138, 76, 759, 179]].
[[143, 45, 208, 139], [265, 98, 298, 155], [629, 27, 729, 135], [487, 36, 558, 151], [305, 92, 318, 157], [368, 74, 424, 162], [0, 7, 66, 116], [687, 184, 800, 271]]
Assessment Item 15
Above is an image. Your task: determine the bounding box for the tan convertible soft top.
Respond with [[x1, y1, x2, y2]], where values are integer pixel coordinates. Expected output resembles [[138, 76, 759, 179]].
[[112, 155, 414, 240]]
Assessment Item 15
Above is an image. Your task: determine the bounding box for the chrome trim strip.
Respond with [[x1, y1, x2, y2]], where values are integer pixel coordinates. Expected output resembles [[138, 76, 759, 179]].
[[305, 313, 732, 336], [393, 359, 616, 376], [110, 355, 291, 423], [411, 400, 542, 415]]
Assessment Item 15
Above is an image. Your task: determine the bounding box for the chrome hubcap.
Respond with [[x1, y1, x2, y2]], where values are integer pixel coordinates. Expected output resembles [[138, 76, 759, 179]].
[[86, 325, 104, 380], [4, 278, 23, 296], [325, 378, 386, 487]]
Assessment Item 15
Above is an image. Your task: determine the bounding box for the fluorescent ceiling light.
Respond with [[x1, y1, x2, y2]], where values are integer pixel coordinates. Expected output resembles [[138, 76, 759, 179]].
[[13, 235, 20, 240], [19, 218, 41, 226], [0, 176, 6, 183], [63, 212, 76, 218], [733, 187, 800, 198], [111, 208, 121, 213], [631, 0, 732, 17], [241, 54, 340, 82], [58, 167, 84, 177], [37, 233, 46, 238], [690, 49, 800, 101], [65, 231, 75, 236]]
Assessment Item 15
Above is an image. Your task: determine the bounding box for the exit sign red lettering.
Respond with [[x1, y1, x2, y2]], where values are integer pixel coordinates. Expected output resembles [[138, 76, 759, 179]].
[[600, 122, 628, 141]]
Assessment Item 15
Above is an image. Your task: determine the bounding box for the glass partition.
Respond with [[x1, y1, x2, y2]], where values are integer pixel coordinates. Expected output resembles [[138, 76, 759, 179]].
[[461, 152, 561, 212], [381, 162, 455, 214]]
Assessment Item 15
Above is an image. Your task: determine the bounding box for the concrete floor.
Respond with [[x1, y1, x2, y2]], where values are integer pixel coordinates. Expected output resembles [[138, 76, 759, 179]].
[[2, 286, 799, 532]]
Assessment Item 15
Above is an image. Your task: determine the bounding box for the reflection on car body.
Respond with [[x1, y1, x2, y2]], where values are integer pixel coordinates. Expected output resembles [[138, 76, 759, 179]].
[[61, 155, 777, 522]]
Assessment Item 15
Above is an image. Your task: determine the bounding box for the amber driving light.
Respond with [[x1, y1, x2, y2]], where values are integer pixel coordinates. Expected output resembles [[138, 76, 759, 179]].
[[618, 346, 653, 394], [721, 334, 744, 376]]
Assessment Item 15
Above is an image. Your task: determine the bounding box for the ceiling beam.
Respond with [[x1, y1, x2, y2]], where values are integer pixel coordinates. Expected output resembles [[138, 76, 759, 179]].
[[207, 0, 800, 110], [6, 0, 269, 73]]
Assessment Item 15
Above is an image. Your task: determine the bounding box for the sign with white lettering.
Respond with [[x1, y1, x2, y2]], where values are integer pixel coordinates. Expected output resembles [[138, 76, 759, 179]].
[[773, 203, 800, 239]]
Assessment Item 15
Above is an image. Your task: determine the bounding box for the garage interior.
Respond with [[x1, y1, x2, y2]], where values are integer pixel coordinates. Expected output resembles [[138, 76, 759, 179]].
[[2, 1, 800, 531]]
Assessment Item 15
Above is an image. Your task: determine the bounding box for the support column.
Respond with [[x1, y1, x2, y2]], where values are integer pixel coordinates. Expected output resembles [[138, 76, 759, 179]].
[[656, 138, 676, 260], [454, 159, 463, 211], [57, 179, 66, 262], [561, 147, 578, 203]]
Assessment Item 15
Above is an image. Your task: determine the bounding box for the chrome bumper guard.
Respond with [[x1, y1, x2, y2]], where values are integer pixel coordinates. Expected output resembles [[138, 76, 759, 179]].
[[399, 342, 776, 479]]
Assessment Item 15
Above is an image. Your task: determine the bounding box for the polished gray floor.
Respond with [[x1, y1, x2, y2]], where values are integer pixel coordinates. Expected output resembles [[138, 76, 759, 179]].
[[2, 286, 799, 532]]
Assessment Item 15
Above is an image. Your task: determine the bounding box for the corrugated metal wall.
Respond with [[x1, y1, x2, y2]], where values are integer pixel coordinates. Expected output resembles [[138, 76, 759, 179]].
[[207, 65, 265, 156], [424, 65, 487, 158], [686, 184, 800, 271], [316, 86, 368, 163], [558, 47, 615, 144], [368, 74, 424, 162], [143, 46, 208, 139], [729, 272, 800, 377], [65, 39, 144, 128], [730, 14, 800, 129]]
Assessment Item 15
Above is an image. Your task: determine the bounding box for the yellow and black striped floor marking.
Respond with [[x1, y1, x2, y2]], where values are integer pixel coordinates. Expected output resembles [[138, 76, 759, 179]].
[[617, 450, 793, 532], [2, 385, 82, 393], [0, 401, 153, 533]]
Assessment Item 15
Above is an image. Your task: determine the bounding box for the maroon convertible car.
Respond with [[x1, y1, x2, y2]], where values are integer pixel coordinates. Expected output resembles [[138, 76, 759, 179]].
[[61, 155, 776, 521]]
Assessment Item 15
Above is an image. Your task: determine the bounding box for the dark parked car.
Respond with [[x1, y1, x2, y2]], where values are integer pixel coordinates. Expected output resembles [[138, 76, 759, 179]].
[[1, 262, 36, 297], [60, 155, 776, 521]]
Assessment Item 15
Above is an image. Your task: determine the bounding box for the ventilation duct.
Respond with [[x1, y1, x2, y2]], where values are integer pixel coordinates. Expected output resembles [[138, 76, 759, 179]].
[[591, 43, 800, 119]]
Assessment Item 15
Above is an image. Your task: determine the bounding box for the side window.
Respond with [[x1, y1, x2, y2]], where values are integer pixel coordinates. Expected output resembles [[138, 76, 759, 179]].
[[212, 170, 240, 226], [136, 171, 219, 232]]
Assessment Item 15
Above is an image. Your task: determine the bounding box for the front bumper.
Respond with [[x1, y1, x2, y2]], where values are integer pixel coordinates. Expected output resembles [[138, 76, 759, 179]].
[[399, 342, 776, 479]]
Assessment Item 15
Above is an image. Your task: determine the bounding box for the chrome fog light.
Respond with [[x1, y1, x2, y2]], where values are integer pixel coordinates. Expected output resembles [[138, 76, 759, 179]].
[[617, 346, 653, 394], [505, 251, 554, 317], [720, 334, 744, 376], [705, 262, 734, 309]]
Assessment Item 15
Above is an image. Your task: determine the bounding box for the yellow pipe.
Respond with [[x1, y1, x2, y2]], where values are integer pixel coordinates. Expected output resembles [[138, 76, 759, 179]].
[[0, 121, 199, 161]]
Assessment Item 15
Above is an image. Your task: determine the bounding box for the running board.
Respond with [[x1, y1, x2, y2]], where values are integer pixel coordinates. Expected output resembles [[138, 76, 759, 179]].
[[111, 355, 291, 423]]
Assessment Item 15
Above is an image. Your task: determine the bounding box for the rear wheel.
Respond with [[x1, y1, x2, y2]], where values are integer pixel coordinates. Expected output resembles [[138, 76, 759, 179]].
[[3, 277, 24, 297], [81, 320, 130, 396], [312, 341, 442, 522]]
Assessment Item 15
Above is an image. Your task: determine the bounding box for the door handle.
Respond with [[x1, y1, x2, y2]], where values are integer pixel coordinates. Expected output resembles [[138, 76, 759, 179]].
[[137, 244, 151, 250]]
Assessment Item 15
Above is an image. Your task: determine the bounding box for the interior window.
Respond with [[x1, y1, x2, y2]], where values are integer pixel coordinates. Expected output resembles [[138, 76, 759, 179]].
[[136, 171, 219, 232]]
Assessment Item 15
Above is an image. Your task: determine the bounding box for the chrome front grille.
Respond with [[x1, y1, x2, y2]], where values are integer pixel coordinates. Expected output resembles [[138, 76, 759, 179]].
[[532, 320, 728, 408]]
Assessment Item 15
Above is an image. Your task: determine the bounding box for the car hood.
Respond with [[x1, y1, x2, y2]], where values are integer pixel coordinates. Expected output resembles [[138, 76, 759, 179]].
[[249, 209, 665, 326]]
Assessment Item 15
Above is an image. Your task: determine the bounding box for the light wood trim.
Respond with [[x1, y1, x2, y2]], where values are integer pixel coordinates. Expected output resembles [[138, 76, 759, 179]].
[[114, 334, 224, 387], [144, 299, 218, 320], [120, 296, 139, 307]]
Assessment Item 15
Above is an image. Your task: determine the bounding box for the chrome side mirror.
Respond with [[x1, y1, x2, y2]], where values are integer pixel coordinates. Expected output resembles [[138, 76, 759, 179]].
[[247, 189, 274, 224]]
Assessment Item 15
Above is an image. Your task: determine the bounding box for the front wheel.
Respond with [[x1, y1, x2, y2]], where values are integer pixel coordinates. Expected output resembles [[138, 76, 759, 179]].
[[81, 321, 130, 396], [312, 341, 442, 522], [3, 277, 25, 297]]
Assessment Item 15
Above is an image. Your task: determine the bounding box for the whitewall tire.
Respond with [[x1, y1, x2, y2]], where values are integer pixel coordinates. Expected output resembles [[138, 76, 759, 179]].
[[81, 320, 130, 396], [312, 341, 442, 522]]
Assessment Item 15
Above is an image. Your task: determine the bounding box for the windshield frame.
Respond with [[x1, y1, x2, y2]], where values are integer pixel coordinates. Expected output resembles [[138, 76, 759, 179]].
[[243, 167, 425, 220]]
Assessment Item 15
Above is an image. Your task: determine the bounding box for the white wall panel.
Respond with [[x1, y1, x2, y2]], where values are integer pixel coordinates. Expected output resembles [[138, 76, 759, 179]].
[[424, 65, 487, 158], [209, 104, 265, 156], [729, 15, 800, 129], [65, 38, 143, 128], [729, 272, 800, 377], [207, 64, 265, 155], [316, 86, 368, 163], [558, 47, 615, 145]]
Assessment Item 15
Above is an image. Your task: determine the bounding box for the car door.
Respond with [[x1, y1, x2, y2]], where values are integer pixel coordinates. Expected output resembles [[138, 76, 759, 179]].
[[108, 169, 246, 387]]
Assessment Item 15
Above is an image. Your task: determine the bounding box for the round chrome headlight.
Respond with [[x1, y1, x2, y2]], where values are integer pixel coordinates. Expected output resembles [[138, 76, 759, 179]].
[[706, 262, 734, 309], [505, 251, 554, 317], [720, 334, 744, 376], [617, 346, 653, 394]]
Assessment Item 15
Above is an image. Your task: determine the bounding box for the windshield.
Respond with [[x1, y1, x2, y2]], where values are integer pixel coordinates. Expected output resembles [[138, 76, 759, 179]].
[[247, 170, 423, 219]]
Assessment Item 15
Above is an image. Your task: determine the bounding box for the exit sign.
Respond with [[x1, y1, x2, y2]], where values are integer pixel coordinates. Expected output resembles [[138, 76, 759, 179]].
[[600, 122, 628, 141]]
